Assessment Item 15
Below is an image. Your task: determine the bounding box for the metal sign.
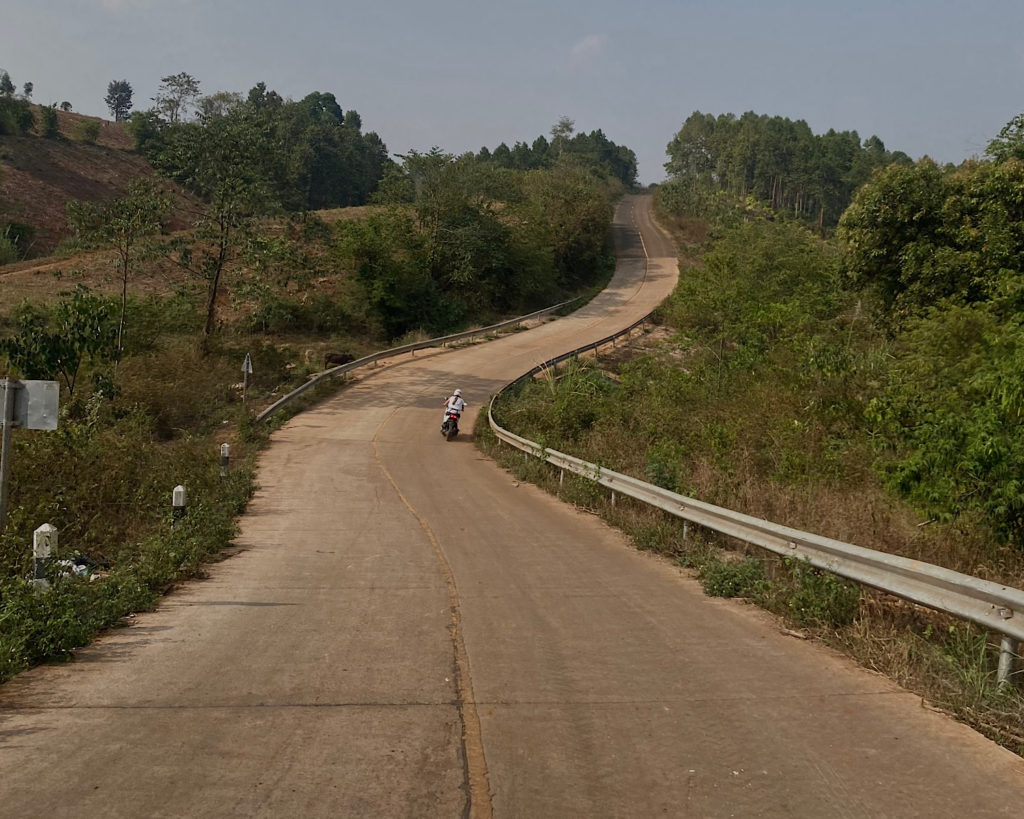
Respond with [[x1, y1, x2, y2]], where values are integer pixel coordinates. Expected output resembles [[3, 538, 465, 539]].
[[13, 380, 59, 431], [1, 379, 59, 534], [242, 354, 253, 375]]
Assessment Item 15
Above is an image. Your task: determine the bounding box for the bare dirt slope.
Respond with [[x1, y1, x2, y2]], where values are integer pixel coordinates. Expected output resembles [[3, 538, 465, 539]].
[[1, 116, 195, 257], [1, 197, 1023, 817]]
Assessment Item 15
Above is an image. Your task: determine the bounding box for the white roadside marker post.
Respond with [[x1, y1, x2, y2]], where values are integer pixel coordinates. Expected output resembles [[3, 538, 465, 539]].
[[32, 523, 57, 591], [172, 485, 187, 528]]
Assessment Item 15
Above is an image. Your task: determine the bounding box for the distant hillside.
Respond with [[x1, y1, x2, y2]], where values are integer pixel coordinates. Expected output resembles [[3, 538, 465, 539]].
[[0, 110, 194, 257]]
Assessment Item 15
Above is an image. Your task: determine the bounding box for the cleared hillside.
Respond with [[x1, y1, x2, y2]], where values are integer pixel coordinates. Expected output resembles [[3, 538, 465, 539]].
[[0, 112, 194, 257]]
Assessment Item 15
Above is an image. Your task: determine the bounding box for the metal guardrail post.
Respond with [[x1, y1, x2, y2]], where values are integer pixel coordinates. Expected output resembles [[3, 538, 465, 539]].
[[998, 636, 1020, 688]]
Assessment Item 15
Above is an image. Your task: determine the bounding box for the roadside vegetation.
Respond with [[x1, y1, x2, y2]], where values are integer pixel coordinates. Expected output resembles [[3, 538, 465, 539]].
[[482, 110, 1024, 754], [0, 72, 634, 681]]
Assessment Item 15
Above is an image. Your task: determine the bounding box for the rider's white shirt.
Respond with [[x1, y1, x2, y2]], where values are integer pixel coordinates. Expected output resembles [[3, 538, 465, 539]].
[[446, 396, 466, 413]]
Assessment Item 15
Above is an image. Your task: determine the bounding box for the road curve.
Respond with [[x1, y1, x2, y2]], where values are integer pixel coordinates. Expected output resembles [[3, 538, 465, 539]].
[[2, 196, 1024, 817]]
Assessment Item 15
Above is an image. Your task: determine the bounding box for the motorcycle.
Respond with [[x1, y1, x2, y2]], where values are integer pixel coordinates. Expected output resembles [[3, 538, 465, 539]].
[[440, 409, 461, 441]]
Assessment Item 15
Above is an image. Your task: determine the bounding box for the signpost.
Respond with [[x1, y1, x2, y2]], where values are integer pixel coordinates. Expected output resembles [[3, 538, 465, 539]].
[[242, 353, 253, 403], [0, 379, 59, 534]]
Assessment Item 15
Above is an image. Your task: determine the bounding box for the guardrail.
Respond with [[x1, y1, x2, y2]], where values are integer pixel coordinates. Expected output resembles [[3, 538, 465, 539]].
[[488, 320, 1024, 687], [256, 297, 582, 422]]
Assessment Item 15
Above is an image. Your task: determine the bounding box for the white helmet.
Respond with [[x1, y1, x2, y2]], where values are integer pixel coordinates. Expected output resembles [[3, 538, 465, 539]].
[[453, 389, 462, 396]]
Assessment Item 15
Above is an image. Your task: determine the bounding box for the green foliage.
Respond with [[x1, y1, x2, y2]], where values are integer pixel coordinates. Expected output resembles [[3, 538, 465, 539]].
[[868, 303, 1024, 542], [839, 158, 1024, 316], [0, 226, 19, 265], [153, 72, 199, 123], [478, 122, 638, 187], [654, 177, 741, 226], [493, 215, 874, 505], [838, 125, 1024, 542], [72, 119, 100, 144], [0, 286, 119, 396], [38, 104, 59, 138], [159, 113, 274, 343], [0, 75, 34, 135], [140, 82, 389, 214], [126, 109, 164, 154], [66, 179, 171, 354], [777, 558, 860, 627], [1, 221, 35, 259], [105, 79, 133, 122], [986, 114, 1024, 164], [337, 151, 616, 339], [697, 554, 767, 598], [664, 110, 912, 227]]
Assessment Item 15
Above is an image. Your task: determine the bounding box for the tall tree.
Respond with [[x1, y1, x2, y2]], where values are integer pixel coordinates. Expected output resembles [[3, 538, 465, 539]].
[[197, 91, 243, 120], [66, 180, 171, 355], [105, 79, 134, 122], [164, 113, 271, 347], [153, 72, 200, 123], [550, 115, 575, 156], [986, 113, 1024, 164]]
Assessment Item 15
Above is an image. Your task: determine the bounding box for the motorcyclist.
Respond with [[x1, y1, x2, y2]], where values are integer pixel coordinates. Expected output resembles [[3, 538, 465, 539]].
[[442, 389, 467, 432]]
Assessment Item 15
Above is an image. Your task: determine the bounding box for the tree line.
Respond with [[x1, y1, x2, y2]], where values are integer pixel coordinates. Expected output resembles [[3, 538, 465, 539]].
[[128, 76, 390, 214], [655, 107, 1024, 547], [664, 110, 912, 228], [475, 116, 638, 188], [836, 116, 1024, 543], [337, 146, 620, 338]]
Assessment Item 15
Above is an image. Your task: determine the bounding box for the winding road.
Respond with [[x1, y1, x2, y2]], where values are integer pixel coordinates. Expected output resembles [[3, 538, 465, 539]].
[[2, 196, 1024, 817]]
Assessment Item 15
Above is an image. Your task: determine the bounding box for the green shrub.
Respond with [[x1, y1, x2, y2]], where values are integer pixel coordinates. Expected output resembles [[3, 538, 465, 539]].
[[780, 558, 860, 628], [38, 105, 58, 138], [0, 227, 18, 265], [73, 119, 101, 144], [697, 553, 767, 598], [0, 96, 34, 135], [2, 222, 35, 259]]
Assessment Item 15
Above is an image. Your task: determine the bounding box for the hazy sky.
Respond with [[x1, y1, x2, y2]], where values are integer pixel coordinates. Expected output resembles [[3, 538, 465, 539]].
[[2, 0, 1022, 183]]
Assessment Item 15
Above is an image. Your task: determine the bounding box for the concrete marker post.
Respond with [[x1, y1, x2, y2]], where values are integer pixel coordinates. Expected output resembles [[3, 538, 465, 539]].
[[32, 523, 56, 591], [220, 443, 230, 478], [172, 485, 187, 528]]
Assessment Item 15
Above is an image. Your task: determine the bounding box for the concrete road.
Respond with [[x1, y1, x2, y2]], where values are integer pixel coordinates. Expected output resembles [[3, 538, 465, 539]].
[[2, 196, 1023, 817]]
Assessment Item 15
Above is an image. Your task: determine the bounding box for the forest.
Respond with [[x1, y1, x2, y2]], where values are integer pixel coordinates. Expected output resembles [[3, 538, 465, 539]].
[[475, 117, 638, 188], [664, 110, 913, 228]]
